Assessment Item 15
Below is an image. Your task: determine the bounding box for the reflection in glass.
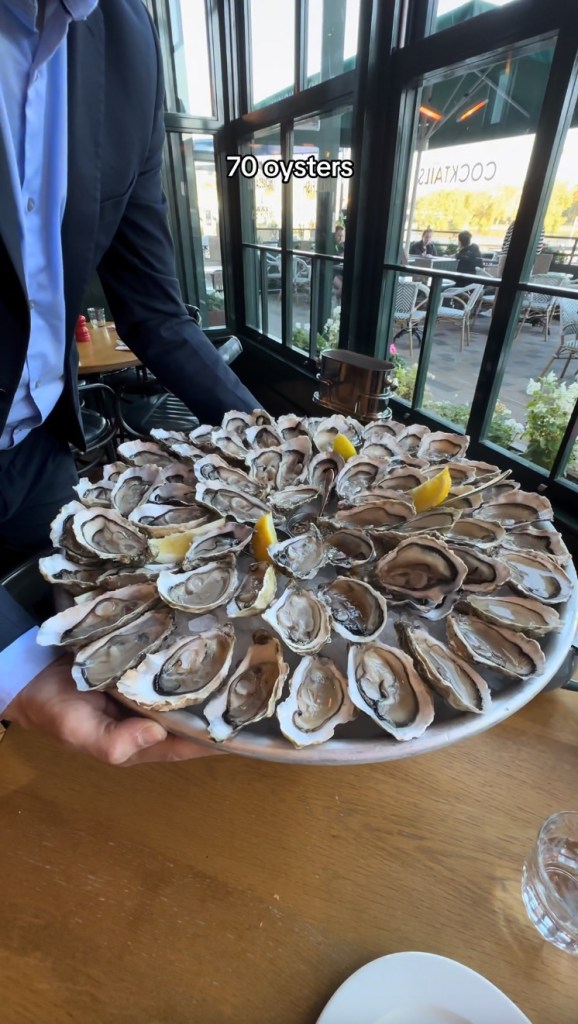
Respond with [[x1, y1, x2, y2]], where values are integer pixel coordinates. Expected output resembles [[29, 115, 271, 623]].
[[433, 0, 519, 35], [292, 108, 353, 257], [240, 127, 283, 248], [167, 0, 213, 116], [249, 0, 294, 106], [306, 0, 360, 85]]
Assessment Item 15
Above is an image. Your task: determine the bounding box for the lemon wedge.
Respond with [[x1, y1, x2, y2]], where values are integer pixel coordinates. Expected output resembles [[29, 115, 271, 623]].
[[252, 512, 277, 563], [332, 433, 357, 461], [148, 519, 225, 564], [410, 466, 452, 513]]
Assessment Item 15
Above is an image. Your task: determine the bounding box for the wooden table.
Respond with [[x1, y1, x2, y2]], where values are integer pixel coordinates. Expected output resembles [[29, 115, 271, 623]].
[[77, 323, 141, 375], [1, 689, 578, 1023]]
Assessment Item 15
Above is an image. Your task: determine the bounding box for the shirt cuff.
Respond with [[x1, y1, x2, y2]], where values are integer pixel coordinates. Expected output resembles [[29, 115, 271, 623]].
[[0, 627, 60, 716]]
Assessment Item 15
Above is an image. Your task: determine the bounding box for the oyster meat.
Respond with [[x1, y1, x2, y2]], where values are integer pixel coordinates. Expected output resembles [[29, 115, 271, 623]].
[[324, 528, 376, 570], [457, 594, 561, 638], [72, 508, 148, 563], [72, 607, 174, 691], [111, 465, 159, 517], [182, 521, 253, 567], [38, 554, 107, 595], [268, 527, 327, 579], [448, 545, 510, 593], [117, 623, 235, 709], [501, 527, 571, 564], [320, 577, 387, 643], [204, 630, 289, 741], [376, 536, 468, 603], [116, 440, 175, 467], [396, 622, 491, 714], [37, 584, 159, 648], [128, 503, 214, 537], [196, 483, 270, 523], [262, 582, 332, 654], [194, 455, 265, 497], [446, 613, 545, 679], [277, 656, 356, 747], [74, 477, 113, 508], [347, 642, 435, 740], [477, 492, 553, 529], [418, 431, 469, 462], [335, 456, 387, 501], [504, 549, 573, 605], [275, 437, 312, 490]]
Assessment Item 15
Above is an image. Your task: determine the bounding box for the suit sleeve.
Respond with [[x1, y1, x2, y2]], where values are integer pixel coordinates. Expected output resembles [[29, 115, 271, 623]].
[[96, 18, 260, 426], [0, 589, 58, 713]]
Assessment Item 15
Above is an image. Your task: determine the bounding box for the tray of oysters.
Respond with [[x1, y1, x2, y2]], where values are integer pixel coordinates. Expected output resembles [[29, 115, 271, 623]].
[[36, 410, 578, 765]]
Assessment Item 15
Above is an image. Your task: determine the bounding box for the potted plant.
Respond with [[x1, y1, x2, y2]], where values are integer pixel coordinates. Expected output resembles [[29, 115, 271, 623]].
[[205, 291, 225, 327], [524, 373, 578, 475]]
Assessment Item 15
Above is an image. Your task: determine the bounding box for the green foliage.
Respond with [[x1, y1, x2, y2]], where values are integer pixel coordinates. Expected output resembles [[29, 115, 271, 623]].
[[205, 291, 225, 311], [524, 374, 578, 473]]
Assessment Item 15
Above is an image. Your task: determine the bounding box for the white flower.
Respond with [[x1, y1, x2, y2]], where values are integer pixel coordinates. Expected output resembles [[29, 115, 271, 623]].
[[526, 379, 541, 395]]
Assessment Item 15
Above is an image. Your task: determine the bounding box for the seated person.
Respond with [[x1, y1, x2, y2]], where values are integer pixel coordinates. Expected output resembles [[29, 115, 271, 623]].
[[409, 228, 438, 257], [456, 230, 484, 274], [334, 224, 345, 255]]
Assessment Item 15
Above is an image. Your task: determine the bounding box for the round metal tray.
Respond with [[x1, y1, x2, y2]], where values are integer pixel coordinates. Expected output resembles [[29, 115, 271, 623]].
[[114, 562, 578, 766]]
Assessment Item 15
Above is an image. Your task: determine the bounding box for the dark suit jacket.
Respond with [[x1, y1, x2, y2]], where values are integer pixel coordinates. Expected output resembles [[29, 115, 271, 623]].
[[0, 0, 257, 657], [0, 0, 257, 451]]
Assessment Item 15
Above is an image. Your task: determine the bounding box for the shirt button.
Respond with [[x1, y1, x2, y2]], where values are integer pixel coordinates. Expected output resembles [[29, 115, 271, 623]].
[[29, 300, 35, 310], [34, 380, 41, 389], [27, 198, 35, 212]]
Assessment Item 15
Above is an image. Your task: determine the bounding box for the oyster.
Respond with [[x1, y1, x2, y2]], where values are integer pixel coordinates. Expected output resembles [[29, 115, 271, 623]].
[[446, 613, 545, 679], [144, 483, 201, 508], [211, 429, 249, 463], [457, 594, 561, 638], [359, 438, 403, 460], [379, 468, 427, 491], [276, 413, 310, 441], [246, 446, 282, 489], [204, 630, 289, 741], [269, 485, 321, 514], [448, 545, 510, 593], [443, 518, 505, 549], [444, 492, 483, 512], [111, 465, 159, 517], [320, 577, 387, 643], [50, 500, 101, 564], [376, 535, 468, 603], [335, 456, 387, 501], [128, 504, 214, 537], [221, 410, 255, 437], [101, 462, 127, 484], [74, 477, 113, 508], [96, 563, 169, 590], [167, 441, 205, 463], [277, 656, 356, 747], [418, 431, 469, 462], [347, 642, 434, 740], [195, 482, 270, 523], [149, 427, 188, 450], [477, 492, 553, 529], [394, 508, 461, 535], [116, 440, 175, 467], [182, 521, 252, 567], [72, 508, 148, 563], [307, 451, 344, 494], [501, 527, 571, 565], [262, 582, 332, 654], [37, 584, 159, 648], [504, 550, 573, 605], [396, 623, 491, 715], [251, 408, 275, 426], [226, 562, 277, 617], [245, 423, 283, 450], [275, 437, 312, 490], [72, 607, 174, 691], [396, 423, 430, 454], [38, 554, 107, 595], [194, 455, 265, 497], [158, 461, 198, 487], [481, 480, 520, 503], [329, 499, 415, 531], [117, 623, 235, 709], [157, 556, 238, 613], [268, 527, 327, 579], [324, 528, 376, 570], [361, 419, 403, 443], [188, 423, 216, 451], [312, 414, 362, 452]]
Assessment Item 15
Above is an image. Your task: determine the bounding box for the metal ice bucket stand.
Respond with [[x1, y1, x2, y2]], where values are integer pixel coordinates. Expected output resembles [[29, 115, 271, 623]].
[[313, 349, 397, 423]]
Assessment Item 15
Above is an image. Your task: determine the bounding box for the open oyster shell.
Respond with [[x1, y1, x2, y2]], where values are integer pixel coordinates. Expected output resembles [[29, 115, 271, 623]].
[[117, 623, 236, 709], [324, 528, 376, 570], [157, 556, 238, 613], [501, 528, 571, 565], [329, 499, 415, 531], [456, 594, 561, 638], [245, 423, 283, 450], [116, 440, 175, 467], [418, 431, 469, 462], [72, 508, 148, 563], [307, 451, 344, 494], [128, 503, 214, 537], [111, 465, 159, 517], [446, 613, 546, 679], [477, 492, 553, 529], [194, 455, 265, 497], [320, 577, 387, 643], [277, 656, 357, 747], [182, 522, 253, 568], [347, 642, 435, 740], [376, 535, 468, 603], [313, 414, 363, 452], [361, 419, 403, 443], [245, 446, 282, 490], [72, 607, 175, 691], [262, 582, 332, 654], [37, 584, 159, 648], [74, 477, 114, 508], [268, 527, 328, 580], [396, 622, 491, 714], [226, 562, 277, 617], [276, 413, 310, 442], [204, 630, 289, 741], [38, 554, 108, 595], [448, 545, 510, 593], [195, 483, 270, 523], [275, 437, 312, 490], [144, 483, 201, 508], [443, 518, 505, 549], [504, 549, 573, 604], [50, 500, 102, 564], [335, 456, 387, 501]]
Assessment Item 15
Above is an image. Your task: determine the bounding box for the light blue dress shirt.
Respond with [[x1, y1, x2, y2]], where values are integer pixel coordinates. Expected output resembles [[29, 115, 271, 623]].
[[0, 0, 97, 450], [0, 0, 97, 714]]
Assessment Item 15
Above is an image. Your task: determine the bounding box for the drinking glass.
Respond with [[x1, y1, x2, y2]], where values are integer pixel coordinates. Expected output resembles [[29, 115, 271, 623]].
[[86, 307, 98, 327], [521, 811, 578, 954], [95, 307, 107, 327]]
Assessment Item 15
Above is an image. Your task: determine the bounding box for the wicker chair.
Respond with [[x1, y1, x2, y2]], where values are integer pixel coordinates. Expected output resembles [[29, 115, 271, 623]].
[[411, 282, 484, 351], [515, 274, 569, 340], [392, 281, 429, 357], [541, 296, 578, 379]]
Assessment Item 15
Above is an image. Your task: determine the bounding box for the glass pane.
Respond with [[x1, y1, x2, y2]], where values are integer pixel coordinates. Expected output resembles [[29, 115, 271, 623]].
[[243, 247, 262, 333], [162, 133, 224, 322], [404, 45, 555, 264], [240, 127, 283, 248], [292, 108, 353, 256], [291, 256, 342, 356], [306, 0, 360, 86], [249, 0, 294, 107], [167, 0, 213, 117], [433, 0, 520, 35]]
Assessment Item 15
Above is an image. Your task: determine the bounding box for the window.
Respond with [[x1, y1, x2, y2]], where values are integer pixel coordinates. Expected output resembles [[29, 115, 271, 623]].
[[167, 0, 214, 117], [432, 0, 521, 35], [306, 0, 360, 86], [249, 0, 295, 107]]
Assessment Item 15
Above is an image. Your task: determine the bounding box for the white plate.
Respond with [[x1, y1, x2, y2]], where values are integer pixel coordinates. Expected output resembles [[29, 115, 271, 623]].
[[316, 952, 532, 1024]]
